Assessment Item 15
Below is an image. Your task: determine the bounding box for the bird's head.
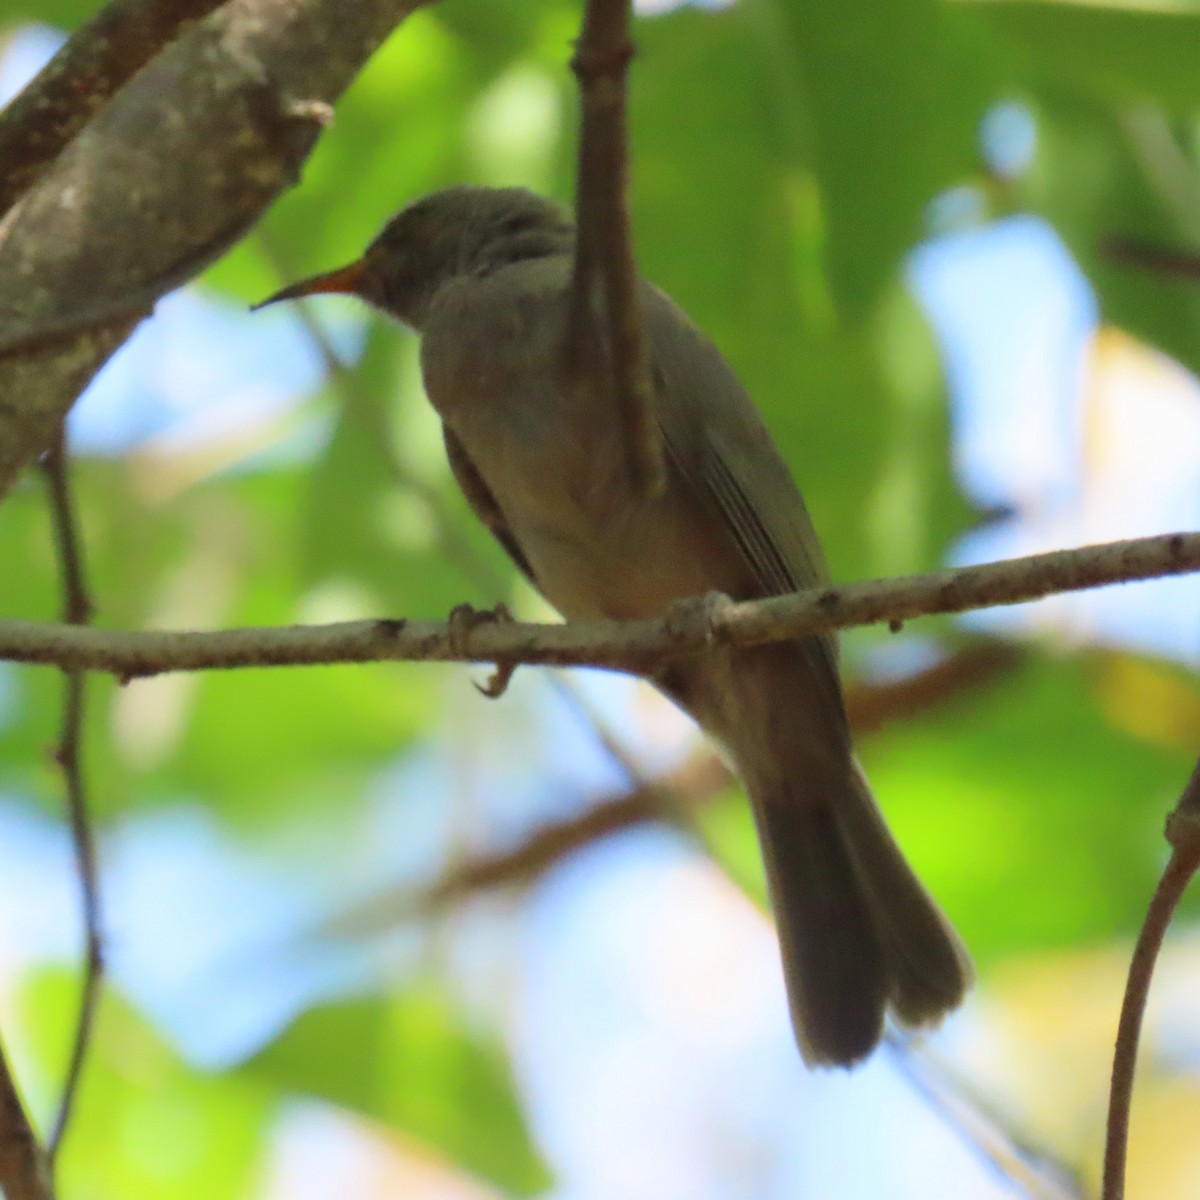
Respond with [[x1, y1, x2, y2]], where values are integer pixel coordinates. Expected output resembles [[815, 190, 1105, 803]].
[[253, 186, 573, 329]]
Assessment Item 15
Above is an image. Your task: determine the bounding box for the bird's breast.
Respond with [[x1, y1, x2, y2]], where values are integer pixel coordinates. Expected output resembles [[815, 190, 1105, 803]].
[[419, 268, 753, 622]]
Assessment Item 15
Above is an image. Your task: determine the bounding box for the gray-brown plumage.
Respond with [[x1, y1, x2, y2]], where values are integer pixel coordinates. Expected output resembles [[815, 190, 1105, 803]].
[[257, 185, 971, 1065]]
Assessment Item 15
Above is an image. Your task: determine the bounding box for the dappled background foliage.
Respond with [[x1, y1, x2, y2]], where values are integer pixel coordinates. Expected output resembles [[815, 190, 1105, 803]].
[[3, 0, 1200, 1196]]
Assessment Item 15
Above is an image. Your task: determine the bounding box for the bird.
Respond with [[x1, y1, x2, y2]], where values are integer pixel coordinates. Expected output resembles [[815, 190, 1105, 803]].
[[255, 185, 971, 1066]]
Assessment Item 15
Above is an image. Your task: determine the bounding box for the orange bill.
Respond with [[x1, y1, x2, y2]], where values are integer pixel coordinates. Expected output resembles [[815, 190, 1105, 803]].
[[250, 260, 367, 311]]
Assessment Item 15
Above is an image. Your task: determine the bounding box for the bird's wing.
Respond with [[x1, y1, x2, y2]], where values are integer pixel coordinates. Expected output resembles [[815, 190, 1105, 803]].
[[643, 283, 843, 679], [442, 424, 540, 588]]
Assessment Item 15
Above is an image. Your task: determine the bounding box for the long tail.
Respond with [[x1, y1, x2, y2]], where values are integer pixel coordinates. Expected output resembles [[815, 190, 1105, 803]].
[[749, 758, 971, 1066]]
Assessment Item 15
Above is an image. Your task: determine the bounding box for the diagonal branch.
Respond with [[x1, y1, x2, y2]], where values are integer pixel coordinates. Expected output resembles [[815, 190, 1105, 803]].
[[0, 531, 1195, 678], [0, 0, 434, 501], [0, 0, 230, 218], [414, 752, 728, 917], [567, 0, 664, 493], [38, 432, 103, 1169], [1102, 758, 1200, 1200]]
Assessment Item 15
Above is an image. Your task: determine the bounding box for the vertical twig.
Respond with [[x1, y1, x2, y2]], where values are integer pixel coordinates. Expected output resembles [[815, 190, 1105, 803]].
[[0, 1039, 52, 1200], [567, 0, 665, 494], [1102, 758, 1200, 1200], [39, 429, 103, 1168]]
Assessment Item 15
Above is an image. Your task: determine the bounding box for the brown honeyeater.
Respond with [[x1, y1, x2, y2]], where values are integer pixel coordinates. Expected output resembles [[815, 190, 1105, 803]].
[[257, 186, 970, 1066]]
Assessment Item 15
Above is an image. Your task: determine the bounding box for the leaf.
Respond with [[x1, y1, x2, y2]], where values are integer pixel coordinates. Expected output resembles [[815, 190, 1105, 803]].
[[977, 0, 1200, 112], [245, 983, 553, 1196], [862, 649, 1197, 959], [765, 0, 999, 319], [1018, 89, 1200, 378], [0, 3, 92, 29], [20, 970, 271, 1200], [632, 6, 977, 583]]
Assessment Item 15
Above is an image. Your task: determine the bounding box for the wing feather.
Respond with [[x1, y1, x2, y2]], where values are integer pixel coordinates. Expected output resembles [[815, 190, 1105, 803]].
[[442, 424, 539, 588], [643, 283, 844, 692]]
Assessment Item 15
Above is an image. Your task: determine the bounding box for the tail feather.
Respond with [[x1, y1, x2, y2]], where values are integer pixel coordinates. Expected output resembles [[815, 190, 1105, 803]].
[[837, 759, 972, 1025], [749, 759, 970, 1066], [753, 797, 889, 1064]]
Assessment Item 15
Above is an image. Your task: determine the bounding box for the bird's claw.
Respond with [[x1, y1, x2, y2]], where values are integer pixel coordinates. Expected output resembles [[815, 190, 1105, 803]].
[[664, 590, 733, 646], [475, 660, 517, 699], [447, 602, 516, 696]]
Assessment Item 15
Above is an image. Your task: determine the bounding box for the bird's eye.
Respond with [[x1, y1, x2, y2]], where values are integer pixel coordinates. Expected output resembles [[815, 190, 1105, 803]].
[[497, 213, 529, 237]]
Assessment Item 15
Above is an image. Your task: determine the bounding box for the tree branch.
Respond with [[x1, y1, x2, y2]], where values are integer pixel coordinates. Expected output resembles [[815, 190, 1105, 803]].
[[1104, 236, 1200, 281], [414, 752, 729, 917], [38, 432, 102, 1169], [567, 0, 664, 493], [1102, 758, 1200, 1200], [0, 0, 433, 500], [0, 532, 1195, 677], [0, 1039, 51, 1200], [0, 0, 230, 218], [844, 639, 1020, 738]]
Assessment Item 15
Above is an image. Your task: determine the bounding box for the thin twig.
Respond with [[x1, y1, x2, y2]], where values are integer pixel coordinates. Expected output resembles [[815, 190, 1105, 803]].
[[887, 1036, 1086, 1200], [418, 752, 726, 914], [0, 1038, 51, 1200], [1102, 759, 1200, 1200], [568, 0, 664, 493], [38, 430, 102, 1168], [1104, 236, 1200, 282], [0, 531, 1197, 678], [0, 0, 230, 218]]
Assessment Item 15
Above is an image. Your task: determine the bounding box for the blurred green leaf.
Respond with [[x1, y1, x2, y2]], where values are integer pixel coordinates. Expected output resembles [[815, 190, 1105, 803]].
[[20, 970, 271, 1200], [863, 649, 1197, 958], [299, 322, 514, 616], [978, 0, 1200, 111], [246, 982, 553, 1196], [633, 5, 978, 583], [0, 2, 88, 30], [1020, 90, 1200, 376], [765, 0, 998, 318]]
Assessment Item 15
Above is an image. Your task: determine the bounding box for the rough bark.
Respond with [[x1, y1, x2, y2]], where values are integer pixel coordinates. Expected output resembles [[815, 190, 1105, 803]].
[[0, 0, 430, 499]]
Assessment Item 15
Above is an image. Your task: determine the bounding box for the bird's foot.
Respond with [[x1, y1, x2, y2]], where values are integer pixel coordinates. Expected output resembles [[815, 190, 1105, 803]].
[[663, 590, 733, 647], [447, 602, 517, 698]]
